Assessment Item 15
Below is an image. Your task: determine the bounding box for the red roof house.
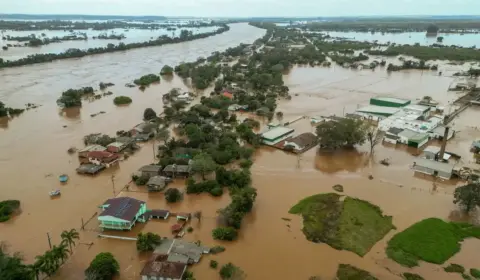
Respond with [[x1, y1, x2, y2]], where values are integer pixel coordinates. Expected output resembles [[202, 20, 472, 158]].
[[222, 91, 233, 99], [87, 151, 119, 166]]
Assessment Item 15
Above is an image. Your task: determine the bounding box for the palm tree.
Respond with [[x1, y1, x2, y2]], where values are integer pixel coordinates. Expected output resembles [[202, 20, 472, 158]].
[[60, 229, 79, 254], [27, 260, 43, 280], [36, 252, 56, 276], [51, 244, 69, 265]]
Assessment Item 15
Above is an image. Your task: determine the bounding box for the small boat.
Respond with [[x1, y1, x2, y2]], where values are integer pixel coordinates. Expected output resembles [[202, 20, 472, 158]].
[[49, 190, 61, 197], [59, 174, 69, 183]]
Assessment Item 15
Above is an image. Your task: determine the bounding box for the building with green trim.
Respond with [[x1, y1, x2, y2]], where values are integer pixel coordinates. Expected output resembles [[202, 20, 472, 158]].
[[261, 126, 295, 145], [369, 97, 411, 108], [98, 197, 147, 230], [356, 105, 401, 117]]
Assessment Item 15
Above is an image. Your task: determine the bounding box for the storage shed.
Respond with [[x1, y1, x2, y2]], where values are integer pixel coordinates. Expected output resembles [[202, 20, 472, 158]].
[[369, 97, 411, 108], [413, 158, 455, 179]]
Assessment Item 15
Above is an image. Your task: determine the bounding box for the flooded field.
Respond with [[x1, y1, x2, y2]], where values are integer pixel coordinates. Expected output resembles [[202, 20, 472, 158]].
[[0, 26, 220, 60], [1, 22, 480, 280], [324, 31, 480, 47]]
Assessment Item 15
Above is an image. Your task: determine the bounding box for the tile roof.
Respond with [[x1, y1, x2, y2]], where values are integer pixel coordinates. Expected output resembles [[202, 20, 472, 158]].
[[87, 151, 119, 162], [140, 255, 187, 279], [100, 197, 145, 222], [287, 133, 317, 147]]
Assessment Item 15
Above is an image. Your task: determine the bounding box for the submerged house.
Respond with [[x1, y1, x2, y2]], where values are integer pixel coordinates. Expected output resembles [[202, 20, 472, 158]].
[[86, 151, 119, 167], [163, 164, 192, 178], [397, 129, 429, 148], [98, 197, 147, 230], [140, 254, 187, 280], [413, 158, 455, 180], [369, 97, 411, 108], [383, 127, 404, 145], [106, 142, 127, 153], [260, 126, 295, 146], [146, 176, 171, 192], [131, 122, 156, 141], [283, 133, 318, 153], [78, 145, 107, 160], [139, 165, 162, 178]]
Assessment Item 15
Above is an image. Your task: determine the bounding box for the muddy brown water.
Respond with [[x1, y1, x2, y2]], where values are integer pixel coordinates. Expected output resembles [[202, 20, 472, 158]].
[[1, 23, 480, 280]]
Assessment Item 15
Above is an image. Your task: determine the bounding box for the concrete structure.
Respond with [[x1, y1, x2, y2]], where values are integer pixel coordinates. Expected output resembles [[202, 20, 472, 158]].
[[422, 146, 451, 161], [383, 127, 404, 144], [139, 165, 162, 178], [369, 97, 411, 107], [154, 239, 210, 264], [98, 197, 147, 230], [356, 105, 400, 117], [413, 158, 455, 179], [106, 142, 126, 153], [429, 125, 455, 141], [261, 126, 295, 145], [398, 129, 429, 148], [403, 104, 431, 119], [378, 111, 442, 134]]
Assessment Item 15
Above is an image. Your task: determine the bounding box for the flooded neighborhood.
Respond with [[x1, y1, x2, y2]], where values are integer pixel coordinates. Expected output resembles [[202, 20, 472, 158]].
[[1, 12, 480, 280]]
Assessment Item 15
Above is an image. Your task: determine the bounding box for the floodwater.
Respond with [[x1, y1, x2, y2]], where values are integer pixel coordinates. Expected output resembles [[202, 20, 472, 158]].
[[325, 31, 480, 48], [1, 22, 480, 280], [0, 26, 220, 60]]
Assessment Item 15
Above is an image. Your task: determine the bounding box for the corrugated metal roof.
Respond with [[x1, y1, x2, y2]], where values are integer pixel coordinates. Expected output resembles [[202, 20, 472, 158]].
[[414, 158, 455, 174], [356, 105, 400, 115], [261, 126, 294, 140], [371, 97, 410, 104]]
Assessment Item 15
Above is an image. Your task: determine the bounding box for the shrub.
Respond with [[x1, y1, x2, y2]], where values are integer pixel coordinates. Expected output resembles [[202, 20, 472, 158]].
[[444, 263, 465, 273], [135, 174, 149, 186], [212, 227, 238, 241], [219, 263, 244, 280], [239, 159, 253, 169], [160, 65, 174, 75], [165, 188, 182, 203], [210, 260, 218, 269], [85, 252, 119, 280], [210, 246, 226, 254], [136, 232, 162, 252], [0, 200, 20, 222], [187, 226, 193, 233], [134, 74, 160, 86], [113, 96, 132, 105], [143, 108, 157, 120], [470, 268, 480, 279], [402, 273, 425, 280], [209, 187, 224, 197]]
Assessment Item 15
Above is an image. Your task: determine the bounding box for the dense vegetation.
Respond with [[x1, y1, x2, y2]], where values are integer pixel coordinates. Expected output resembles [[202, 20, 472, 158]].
[[0, 102, 25, 118], [56, 87, 94, 108], [367, 44, 480, 61], [336, 264, 378, 280], [84, 252, 119, 280], [133, 74, 160, 86], [0, 25, 230, 69], [0, 200, 20, 222], [219, 262, 245, 280], [316, 118, 368, 150], [386, 218, 480, 267], [289, 193, 394, 256], [113, 96, 132, 105], [165, 188, 182, 203]]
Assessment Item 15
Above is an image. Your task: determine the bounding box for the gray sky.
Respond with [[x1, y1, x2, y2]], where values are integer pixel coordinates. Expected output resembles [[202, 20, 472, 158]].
[[1, 0, 479, 17]]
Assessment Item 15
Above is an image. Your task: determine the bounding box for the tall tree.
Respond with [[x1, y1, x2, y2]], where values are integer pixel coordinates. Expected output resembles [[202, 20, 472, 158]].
[[191, 153, 217, 180], [60, 229, 79, 254], [85, 252, 119, 280], [453, 184, 480, 213], [51, 244, 69, 265], [366, 124, 383, 154], [316, 118, 367, 150]]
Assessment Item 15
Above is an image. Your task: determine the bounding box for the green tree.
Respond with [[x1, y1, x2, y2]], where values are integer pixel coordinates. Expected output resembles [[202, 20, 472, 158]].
[[136, 232, 162, 252], [219, 262, 246, 280], [0, 245, 30, 280], [191, 153, 217, 180], [437, 36, 444, 43], [61, 228, 79, 254], [51, 244, 69, 265], [143, 108, 157, 120], [426, 24, 439, 34], [85, 252, 119, 280], [212, 227, 238, 241], [113, 96, 132, 105], [165, 188, 182, 203], [36, 251, 57, 276], [453, 184, 480, 213], [316, 118, 367, 150], [160, 65, 174, 75]]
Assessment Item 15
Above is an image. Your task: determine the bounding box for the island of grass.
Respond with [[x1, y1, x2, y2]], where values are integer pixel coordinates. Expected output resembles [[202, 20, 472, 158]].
[[289, 193, 395, 256], [336, 264, 378, 280], [113, 96, 132, 105], [0, 200, 21, 222], [386, 218, 480, 267]]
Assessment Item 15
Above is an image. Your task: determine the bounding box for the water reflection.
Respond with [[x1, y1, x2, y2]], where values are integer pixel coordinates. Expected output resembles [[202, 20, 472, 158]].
[[314, 148, 369, 173], [0, 117, 9, 129], [60, 107, 81, 120]]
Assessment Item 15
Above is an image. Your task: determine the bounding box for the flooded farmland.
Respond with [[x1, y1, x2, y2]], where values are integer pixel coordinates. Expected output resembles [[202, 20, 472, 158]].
[[1, 22, 480, 280]]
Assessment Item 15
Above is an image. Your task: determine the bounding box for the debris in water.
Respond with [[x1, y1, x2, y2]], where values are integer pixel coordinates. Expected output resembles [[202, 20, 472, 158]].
[[380, 158, 390, 166], [281, 217, 292, 221], [67, 147, 77, 154], [368, 175, 374, 180], [63, 125, 67, 128], [332, 184, 344, 192]]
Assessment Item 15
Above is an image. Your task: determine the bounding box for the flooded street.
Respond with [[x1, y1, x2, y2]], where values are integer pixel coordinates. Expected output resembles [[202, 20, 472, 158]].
[[1, 22, 480, 280]]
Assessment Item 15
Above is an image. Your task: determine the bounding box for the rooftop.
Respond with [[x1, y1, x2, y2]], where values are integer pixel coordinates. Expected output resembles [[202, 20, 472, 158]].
[[107, 142, 125, 148], [387, 127, 404, 135], [139, 165, 162, 173], [414, 158, 455, 174], [163, 165, 191, 173], [87, 151, 118, 160], [140, 255, 187, 279], [370, 96, 411, 104], [99, 197, 145, 222], [356, 105, 400, 116], [76, 164, 105, 174], [398, 129, 428, 141], [404, 104, 431, 113], [261, 126, 295, 141], [147, 176, 167, 187], [286, 133, 317, 147], [79, 145, 106, 153]]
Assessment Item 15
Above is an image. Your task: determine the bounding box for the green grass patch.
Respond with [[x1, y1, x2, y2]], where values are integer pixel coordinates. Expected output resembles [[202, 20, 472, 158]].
[[336, 264, 378, 280], [289, 193, 395, 256], [470, 268, 480, 279], [386, 218, 480, 267], [402, 273, 425, 280]]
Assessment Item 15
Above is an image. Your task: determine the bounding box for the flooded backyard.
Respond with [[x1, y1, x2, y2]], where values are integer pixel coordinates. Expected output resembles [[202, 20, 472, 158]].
[[1, 22, 480, 280]]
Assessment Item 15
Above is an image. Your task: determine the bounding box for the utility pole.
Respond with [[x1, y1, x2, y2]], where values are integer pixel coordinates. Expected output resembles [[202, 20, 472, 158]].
[[111, 174, 116, 197], [47, 232, 52, 249]]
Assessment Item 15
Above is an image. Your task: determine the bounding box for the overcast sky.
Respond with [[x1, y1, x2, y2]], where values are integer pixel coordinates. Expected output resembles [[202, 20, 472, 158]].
[[1, 0, 479, 17]]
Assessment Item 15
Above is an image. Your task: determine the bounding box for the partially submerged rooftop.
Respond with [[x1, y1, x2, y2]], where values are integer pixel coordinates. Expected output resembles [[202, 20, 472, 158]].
[[140, 254, 187, 279], [414, 158, 455, 174], [100, 197, 145, 222], [261, 126, 294, 141], [356, 105, 400, 117]]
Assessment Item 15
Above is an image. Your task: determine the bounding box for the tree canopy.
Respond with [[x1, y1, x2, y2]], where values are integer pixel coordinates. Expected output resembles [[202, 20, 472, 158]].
[[160, 65, 174, 75], [316, 118, 367, 150], [143, 108, 157, 120], [191, 153, 217, 180], [165, 188, 182, 203], [136, 232, 162, 252], [453, 184, 480, 213], [85, 252, 119, 280]]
